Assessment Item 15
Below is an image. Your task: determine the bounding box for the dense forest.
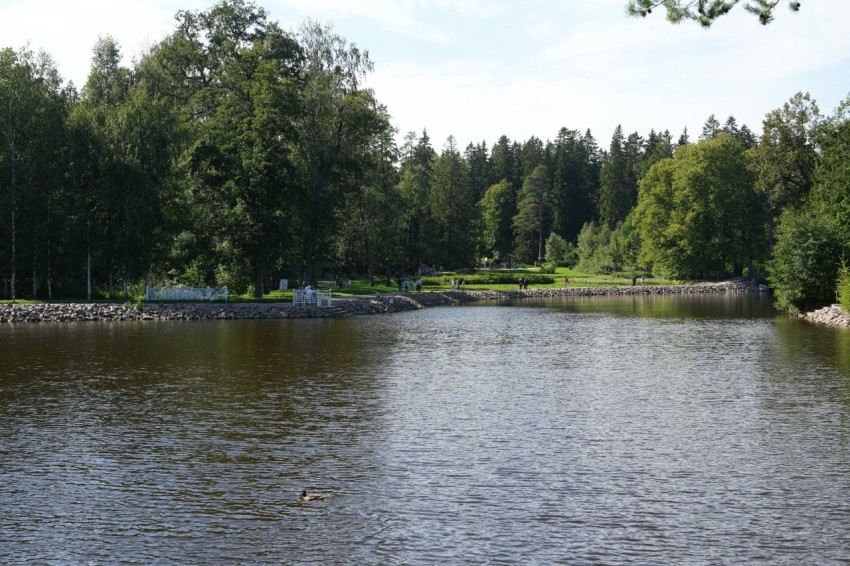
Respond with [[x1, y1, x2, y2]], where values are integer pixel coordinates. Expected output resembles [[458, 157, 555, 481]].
[[1, 0, 848, 312]]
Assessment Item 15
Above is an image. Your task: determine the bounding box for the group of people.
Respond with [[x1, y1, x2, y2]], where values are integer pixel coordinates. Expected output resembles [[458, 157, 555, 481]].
[[518, 277, 529, 290], [396, 276, 423, 293], [450, 278, 466, 291]]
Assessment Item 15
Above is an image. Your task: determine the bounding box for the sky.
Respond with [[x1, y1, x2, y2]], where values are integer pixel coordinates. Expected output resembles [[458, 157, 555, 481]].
[[2, 0, 849, 151]]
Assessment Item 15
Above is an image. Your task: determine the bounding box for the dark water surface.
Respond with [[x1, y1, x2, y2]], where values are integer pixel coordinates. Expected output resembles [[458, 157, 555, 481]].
[[2, 295, 850, 564]]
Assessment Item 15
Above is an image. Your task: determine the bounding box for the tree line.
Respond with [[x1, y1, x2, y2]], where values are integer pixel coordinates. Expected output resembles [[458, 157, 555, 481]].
[[1, 0, 848, 313]]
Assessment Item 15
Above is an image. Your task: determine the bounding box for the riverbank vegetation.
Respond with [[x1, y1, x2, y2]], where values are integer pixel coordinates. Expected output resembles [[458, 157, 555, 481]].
[[1, 0, 848, 313]]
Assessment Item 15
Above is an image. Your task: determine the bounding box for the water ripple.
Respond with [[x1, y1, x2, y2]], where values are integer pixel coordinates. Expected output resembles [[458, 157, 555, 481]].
[[1, 296, 850, 563]]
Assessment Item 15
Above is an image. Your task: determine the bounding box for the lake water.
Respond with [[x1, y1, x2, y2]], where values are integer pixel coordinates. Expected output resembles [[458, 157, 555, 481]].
[[2, 295, 850, 564]]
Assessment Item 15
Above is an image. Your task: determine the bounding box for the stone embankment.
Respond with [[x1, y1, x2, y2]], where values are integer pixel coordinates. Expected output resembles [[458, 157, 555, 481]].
[[798, 304, 850, 328], [0, 280, 766, 323]]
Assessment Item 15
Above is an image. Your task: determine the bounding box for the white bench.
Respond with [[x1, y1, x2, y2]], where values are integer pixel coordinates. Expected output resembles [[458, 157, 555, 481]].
[[292, 289, 332, 306]]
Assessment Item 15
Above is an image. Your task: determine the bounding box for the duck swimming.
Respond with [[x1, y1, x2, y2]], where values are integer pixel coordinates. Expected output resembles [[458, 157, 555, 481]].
[[299, 489, 325, 501]]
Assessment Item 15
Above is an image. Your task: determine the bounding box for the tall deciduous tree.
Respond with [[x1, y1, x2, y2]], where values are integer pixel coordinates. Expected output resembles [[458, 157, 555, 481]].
[[64, 99, 103, 301], [82, 35, 133, 298], [635, 133, 766, 278], [293, 19, 385, 285], [331, 105, 400, 284], [149, 0, 302, 296], [25, 53, 66, 300], [748, 92, 821, 216], [768, 93, 850, 313], [0, 48, 64, 301], [767, 208, 842, 313]]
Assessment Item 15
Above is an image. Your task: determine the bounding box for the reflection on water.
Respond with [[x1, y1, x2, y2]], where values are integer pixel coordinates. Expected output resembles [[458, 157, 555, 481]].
[[1, 295, 849, 563]]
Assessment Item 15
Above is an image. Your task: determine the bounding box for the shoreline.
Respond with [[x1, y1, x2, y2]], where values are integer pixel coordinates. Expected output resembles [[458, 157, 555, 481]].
[[797, 304, 850, 328], [0, 280, 774, 324]]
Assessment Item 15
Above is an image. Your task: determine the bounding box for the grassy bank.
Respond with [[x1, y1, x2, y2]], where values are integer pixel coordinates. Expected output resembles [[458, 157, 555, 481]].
[[241, 267, 683, 300], [1, 267, 686, 304]]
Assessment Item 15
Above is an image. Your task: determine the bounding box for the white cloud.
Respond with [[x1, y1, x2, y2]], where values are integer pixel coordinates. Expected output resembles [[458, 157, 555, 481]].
[[2, 0, 849, 150]]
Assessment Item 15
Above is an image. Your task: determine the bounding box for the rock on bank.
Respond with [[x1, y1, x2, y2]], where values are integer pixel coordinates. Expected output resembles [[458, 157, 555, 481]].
[[798, 304, 850, 328]]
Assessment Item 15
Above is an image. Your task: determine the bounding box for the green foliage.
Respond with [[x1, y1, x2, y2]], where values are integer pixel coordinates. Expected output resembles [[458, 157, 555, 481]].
[[539, 261, 557, 274], [609, 214, 642, 273], [810, 95, 850, 226], [768, 93, 850, 314], [634, 134, 767, 279], [748, 92, 821, 216], [573, 216, 640, 275], [512, 164, 551, 261], [767, 208, 843, 314], [544, 233, 573, 266], [479, 179, 515, 259], [398, 130, 437, 268], [576, 221, 616, 274], [0, 1, 837, 307], [422, 273, 555, 286], [598, 125, 639, 228], [426, 136, 477, 269], [549, 128, 600, 243], [152, 0, 303, 297], [294, 19, 388, 285], [179, 259, 211, 287], [837, 264, 850, 314], [215, 261, 252, 296]]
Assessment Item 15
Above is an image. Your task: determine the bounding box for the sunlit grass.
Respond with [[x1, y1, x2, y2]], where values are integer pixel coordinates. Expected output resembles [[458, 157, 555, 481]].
[[3, 267, 690, 304], [236, 267, 683, 298]]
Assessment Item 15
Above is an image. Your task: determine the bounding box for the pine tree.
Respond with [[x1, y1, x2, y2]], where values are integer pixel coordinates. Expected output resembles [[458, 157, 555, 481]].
[[513, 164, 551, 261]]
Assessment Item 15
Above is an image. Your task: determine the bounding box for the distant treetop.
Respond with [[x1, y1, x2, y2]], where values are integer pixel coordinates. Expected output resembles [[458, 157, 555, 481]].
[[626, 0, 801, 27]]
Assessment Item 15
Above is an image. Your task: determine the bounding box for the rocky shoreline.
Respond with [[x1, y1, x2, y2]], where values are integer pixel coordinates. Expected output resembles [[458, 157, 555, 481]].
[[0, 280, 772, 324], [797, 304, 850, 328]]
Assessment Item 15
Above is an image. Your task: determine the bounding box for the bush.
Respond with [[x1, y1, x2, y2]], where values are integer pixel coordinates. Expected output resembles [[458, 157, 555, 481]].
[[767, 208, 844, 314], [422, 273, 555, 286], [538, 261, 557, 274], [837, 263, 850, 313], [575, 221, 616, 274], [545, 233, 574, 266]]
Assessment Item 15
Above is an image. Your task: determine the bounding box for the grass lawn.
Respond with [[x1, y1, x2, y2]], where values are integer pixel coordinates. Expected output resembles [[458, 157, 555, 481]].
[[1, 268, 687, 304], [234, 267, 684, 300]]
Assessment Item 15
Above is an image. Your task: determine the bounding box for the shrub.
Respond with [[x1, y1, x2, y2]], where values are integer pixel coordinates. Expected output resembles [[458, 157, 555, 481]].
[[538, 261, 557, 274], [422, 273, 555, 286], [837, 263, 850, 313], [767, 208, 844, 313], [545, 233, 573, 266], [575, 221, 616, 274]]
